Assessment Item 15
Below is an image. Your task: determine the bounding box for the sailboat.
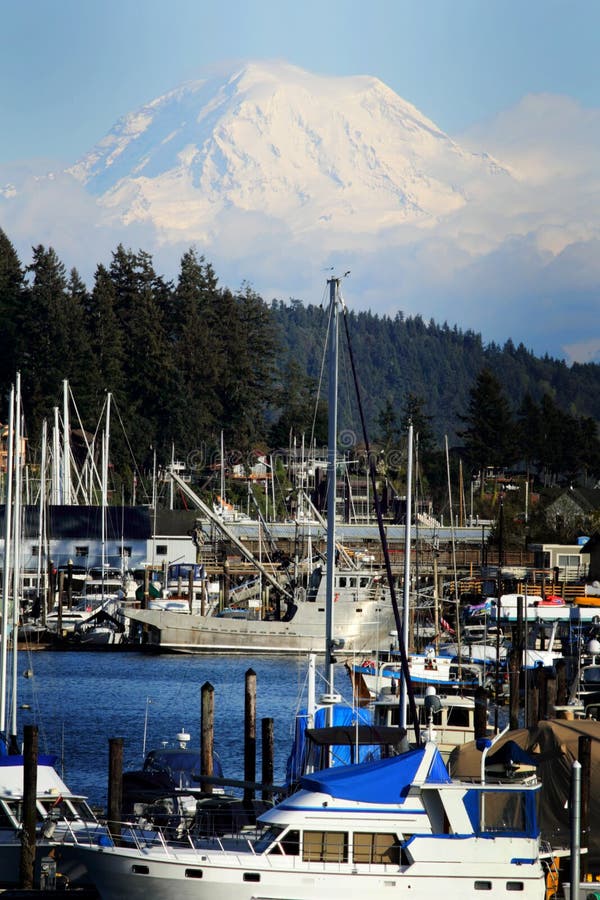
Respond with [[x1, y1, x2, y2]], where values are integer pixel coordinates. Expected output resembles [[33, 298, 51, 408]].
[[0, 377, 101, 887]]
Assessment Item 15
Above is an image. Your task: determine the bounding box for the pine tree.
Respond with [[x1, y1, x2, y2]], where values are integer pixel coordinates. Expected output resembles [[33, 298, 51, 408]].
[[458, 368, 517, 484], [0, 229, 24, 398]]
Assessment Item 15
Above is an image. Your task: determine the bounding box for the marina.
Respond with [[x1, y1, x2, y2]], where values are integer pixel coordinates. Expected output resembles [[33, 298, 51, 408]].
[[1, 286, 599, 898]]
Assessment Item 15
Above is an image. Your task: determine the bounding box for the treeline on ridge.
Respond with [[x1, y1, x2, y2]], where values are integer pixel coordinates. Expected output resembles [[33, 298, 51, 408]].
[[1, 228, 600, 494]]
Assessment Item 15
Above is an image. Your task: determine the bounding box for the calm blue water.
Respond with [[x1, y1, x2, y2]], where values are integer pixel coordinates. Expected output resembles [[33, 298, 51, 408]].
[[12, 650, 351, 810]]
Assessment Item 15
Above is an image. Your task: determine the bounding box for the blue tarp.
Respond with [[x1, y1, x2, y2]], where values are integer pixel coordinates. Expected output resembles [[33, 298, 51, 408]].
[[300, 744, 450, 804], [285, 705, 373, 785], [0, 752, 59, 767]]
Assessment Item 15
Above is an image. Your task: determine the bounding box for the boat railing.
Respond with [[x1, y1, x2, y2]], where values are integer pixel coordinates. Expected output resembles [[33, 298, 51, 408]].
[[67, 818, 263, 857]]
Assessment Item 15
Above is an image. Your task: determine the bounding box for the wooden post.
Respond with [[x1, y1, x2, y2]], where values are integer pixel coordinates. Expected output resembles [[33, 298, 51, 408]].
[[508, 648, 521, 731], [546, 668, 557, 717], [244, 668, 256, 803], [555, 659, 568, 706], [536, 667, 549, 720], [67, 559, 73, 610], [527, 678, 539, 727], [201, 682, 214, 795], [20, 724, 38, 889], [188, 569, 194, 613], [261, 718, 274, 803], [473, 686, 488, 740], [107, 737, 124, 843], [223, 559, 230, 608], [578, 735, 592, 880], [143, 567, 150, 610], [58, 570, 64, 634]]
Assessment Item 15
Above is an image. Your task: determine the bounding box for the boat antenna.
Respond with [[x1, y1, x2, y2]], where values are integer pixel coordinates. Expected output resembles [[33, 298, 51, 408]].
[[338, 289, 420, 743]]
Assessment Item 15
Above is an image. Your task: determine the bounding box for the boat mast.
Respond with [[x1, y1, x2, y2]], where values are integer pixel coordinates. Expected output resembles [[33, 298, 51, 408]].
[[10, 372, 22, 746], [400, 422, 413, 729], [36, 420, 47, 625], [63, 379, 71, 505], [0, 385, 15, 736], [324, 277, 339, 700], [101, 393, 111, 595]]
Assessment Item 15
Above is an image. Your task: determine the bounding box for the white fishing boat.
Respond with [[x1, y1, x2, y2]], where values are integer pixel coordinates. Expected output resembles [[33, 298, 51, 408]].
[[70, 738, 547, 900], [350, 650, 485, 696]]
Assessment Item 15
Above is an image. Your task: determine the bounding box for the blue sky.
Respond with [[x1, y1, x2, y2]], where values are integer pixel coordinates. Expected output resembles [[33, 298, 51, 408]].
[[2, 0, 600, 363], [3, 0, 599, 163]]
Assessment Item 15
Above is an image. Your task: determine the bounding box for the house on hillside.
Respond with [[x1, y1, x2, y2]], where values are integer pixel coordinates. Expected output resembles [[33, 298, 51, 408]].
[[544, 486, 600, 535]]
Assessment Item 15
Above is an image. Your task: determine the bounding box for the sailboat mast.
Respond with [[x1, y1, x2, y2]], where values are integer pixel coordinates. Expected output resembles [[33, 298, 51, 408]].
[[63, 379, 71, 505], [0, 386, 15, 735], [101, 393, 111, 594], [324, 277, 339, 696], [400, 422, 413, 729], [10, 372, 22, 744]]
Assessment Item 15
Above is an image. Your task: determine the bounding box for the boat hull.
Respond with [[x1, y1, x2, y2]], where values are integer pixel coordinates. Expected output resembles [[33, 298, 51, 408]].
[[75, 841, 546, 900], [125, 600, 396, 654]]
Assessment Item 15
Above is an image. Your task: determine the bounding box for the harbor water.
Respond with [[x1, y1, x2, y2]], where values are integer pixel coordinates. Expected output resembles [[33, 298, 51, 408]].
[[13, 650, 351, 809]]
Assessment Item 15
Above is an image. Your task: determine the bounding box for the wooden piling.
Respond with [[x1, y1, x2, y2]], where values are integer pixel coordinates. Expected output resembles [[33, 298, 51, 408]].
[[508, 648, 521, 731], [201, 682, 214, 795], [20, 724, 38, 889], [261, 718, 274, 802], [473, 686, 488, 740], [67, 559, 73, 610], [526, 678, 539, 727], [536, 667, 549, 720], [546, 668, 557, 717], [578, 735, 592, 880], [555, 659, 568, 706], [143, 568, 150, 610], [244, 668, 256, 802], [107, 737, 124, 843], [188, 570, 194, 613]]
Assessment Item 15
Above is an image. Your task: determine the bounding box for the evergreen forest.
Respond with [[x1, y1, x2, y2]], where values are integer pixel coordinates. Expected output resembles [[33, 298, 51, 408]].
[[2, 228, 600, 529]]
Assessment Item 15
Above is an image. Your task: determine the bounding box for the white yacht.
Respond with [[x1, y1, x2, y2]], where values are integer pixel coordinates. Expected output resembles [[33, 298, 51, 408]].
[[69, 740, 547, 900]]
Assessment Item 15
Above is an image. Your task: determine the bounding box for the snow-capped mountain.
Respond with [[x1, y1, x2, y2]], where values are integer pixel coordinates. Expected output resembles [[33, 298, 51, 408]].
[[68, 60, 511, 247]]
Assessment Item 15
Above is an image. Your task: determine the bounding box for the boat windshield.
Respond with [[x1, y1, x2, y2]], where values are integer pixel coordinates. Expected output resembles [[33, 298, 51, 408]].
[[253, 825, 286, 853]]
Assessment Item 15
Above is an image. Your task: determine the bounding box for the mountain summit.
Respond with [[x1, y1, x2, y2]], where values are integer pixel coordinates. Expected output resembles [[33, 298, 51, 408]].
[[69, 60, 509, 247]]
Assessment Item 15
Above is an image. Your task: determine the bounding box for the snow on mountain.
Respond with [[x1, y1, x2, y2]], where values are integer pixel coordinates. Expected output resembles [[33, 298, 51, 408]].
[[68, 60, 511, 247]]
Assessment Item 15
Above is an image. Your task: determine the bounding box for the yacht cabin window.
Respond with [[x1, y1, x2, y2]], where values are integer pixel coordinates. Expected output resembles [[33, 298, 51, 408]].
[[303, 830, 348, 863], [353, 832, 399, 865]]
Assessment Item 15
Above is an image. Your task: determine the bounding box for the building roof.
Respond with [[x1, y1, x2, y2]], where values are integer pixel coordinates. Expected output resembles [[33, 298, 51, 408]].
[[0, 505, 152, 541]]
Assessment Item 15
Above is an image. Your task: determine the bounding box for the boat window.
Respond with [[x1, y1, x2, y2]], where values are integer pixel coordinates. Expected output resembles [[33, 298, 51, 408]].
[[349, 578, 356, 588], [8, 801, 43, 823], [353, 832, 399, 865], [303, 830, 348, 863], [446, 707, 470, 727], [75, 546, 89, 558], [474, 881, 492, 890], [360, 578, 369, 588], [39, 799, 70, 820], [184, 869, 203, 878], [132, 865, 149, 875], [253, 825, 285, 854], [506, 883, 524, 892], [0, 803, 15, 828], [338, 577, 347, 588], [479, 791, 527, 834]]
